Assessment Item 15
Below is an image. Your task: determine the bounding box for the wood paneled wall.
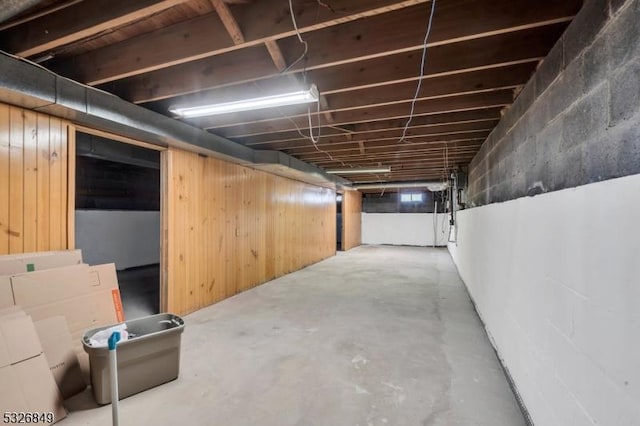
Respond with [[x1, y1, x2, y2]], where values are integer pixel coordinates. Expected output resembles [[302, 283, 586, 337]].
[[0, 103, 73, 255], [164, 148, 336, 315], [341, 190, 362, 251]]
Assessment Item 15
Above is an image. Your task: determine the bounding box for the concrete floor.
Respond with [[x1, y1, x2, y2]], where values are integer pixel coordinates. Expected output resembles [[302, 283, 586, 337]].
[[64, 246, 525, 426]]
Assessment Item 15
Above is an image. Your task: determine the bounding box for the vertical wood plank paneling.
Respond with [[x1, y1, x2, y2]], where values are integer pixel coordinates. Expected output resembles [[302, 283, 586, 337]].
[[173, 150, 187, 313], [65, 124, 75, 249], [0, 104, 10, 253], [36, 113, 51, 251], [0, 102, 72, 255], [49, 117, 63, 250], [8, 107, 24, 254], [59, 121, 68, 248], [342, 190, 362, 251], [166, 148, 337, 315], [22, 110, 38, 252], [160, 150, 170, 313]]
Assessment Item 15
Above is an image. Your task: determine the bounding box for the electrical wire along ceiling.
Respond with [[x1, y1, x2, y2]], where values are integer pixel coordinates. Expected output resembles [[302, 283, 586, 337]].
[[0, 0, 583, 192]]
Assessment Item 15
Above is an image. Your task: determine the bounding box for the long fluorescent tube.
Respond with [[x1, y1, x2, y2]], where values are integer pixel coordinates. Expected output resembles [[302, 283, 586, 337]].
[[353, 181, 449, 192], [326, 166, 391, 174], [170, 85, 319, 118]]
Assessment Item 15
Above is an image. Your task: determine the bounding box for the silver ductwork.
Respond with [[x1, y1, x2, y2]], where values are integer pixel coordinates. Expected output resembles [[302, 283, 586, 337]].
[[0, 0, 45, 24], [0, 51, 351, 189]]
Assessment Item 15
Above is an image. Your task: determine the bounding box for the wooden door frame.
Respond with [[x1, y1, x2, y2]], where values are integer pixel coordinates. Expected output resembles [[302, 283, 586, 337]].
[[70, 125, 169, 313]]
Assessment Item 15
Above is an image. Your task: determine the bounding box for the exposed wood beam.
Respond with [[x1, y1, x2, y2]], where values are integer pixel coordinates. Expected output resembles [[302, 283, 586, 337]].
[[342, 156, 480, 167], [262, 129, 493, 152], [119, 23, 565, 103], [207, 90, 514, 137], [298, 149, 482, 164], [293, 138, 487, 158], [319, 95, 336, 125], [0, 0, 191, 58], [234, 109, 503, 145], [51, 0, 429, 85], [244, 120, 498, 149], [322, 140, 484, 154], [321, 163, 476, 171], [310, 145, 483, 158], [358, 141, 366, 154], [264, 40, 287, 72], [308, 156, 479, 169], [210, 0, 245, 45], [320, 164, 474, 174], [275, 0, 577, 73], [263, 38, 336, 124]]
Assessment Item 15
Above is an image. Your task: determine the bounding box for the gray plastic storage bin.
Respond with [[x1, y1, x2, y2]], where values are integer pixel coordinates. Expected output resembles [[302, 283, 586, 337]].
[[82, 313, 185, 404]]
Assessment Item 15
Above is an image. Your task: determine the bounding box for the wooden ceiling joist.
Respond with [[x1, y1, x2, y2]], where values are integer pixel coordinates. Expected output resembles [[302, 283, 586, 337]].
[[259, 130, 492, 153], [208, 90, 514, 138], [49, 0, 430, 85], [210, 0, 245, 45], [241, 121, 498, 147], [0, 0, 191, 57], [0, 0, 579, 187], [120, 22, 566, 104], [233, 108, 504, 145], [295, 142, 483, 157]]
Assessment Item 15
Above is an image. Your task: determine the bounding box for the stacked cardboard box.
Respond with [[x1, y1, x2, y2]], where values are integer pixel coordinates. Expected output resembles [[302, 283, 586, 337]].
[[0, 250, 125, 416]]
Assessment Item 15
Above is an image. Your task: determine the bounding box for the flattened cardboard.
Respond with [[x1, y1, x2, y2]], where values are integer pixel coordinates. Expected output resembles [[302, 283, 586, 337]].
[[9, 263, 123, 377], [0, 308, 42, 367], [0, 356, 67, 424], [0, 250, 82, 275], [35, 317, 86, 399], [11, 264, 99, 307], [0, 276, 13, 309], [0, 308, 66, 423]]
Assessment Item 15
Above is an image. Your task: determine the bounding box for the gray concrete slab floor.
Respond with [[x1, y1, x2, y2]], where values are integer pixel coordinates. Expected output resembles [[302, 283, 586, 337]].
[[63, 245, 526, 426]]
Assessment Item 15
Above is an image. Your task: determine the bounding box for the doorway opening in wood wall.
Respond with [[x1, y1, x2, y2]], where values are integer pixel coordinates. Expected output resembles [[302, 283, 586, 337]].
[[336, 192, 343, 251], [74, 129, 163, 320]]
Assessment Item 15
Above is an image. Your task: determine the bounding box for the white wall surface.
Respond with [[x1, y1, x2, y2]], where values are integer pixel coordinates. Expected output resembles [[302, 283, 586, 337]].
[[362, 213, 449, 246], [75, 210, 160, 270], [448, 174, 640, 426]]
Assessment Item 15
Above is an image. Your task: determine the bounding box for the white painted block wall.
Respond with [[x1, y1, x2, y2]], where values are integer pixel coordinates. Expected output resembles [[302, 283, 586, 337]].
[[448, 174, 640, 426], [362, 213, 450, 246], [75, 210, 160, 270]]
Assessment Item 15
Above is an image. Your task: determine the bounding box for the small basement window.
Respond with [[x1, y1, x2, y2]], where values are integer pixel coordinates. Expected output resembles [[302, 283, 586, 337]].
[[400, 193, 423, 203]]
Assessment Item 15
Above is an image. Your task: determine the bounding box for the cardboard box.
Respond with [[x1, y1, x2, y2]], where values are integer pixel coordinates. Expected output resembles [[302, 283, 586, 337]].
[[0, 308, 66, 424], [35, 317, 86, 399], [7, 263, 124, 378], [0, 250, 82, 275], [0, 276, 15, 309]]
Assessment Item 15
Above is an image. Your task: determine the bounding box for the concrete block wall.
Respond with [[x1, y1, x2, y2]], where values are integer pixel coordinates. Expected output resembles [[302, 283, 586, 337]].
[[449, 174, 640, 426], [449, 1, 640, 425], [467, 0, 640, 206]]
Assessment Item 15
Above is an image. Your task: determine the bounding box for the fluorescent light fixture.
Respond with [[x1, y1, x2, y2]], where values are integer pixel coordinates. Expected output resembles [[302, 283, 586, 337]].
[[353, 181, 449, 192], [170, 85, 319, 118], [326, 166, 391, 174]]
